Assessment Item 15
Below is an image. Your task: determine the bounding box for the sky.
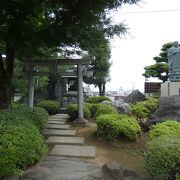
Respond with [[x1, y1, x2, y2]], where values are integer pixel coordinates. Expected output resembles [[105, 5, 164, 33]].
[[106, 0, 180, 92]]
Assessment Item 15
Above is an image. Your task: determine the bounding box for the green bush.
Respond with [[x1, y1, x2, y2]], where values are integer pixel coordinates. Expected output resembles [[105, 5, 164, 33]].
[[146, 135, 180, 180], [37, 100, 60, 114], [96, 114, 141, 141], [86, 96, 111, 104], [84, 103, 109, 118], [131, 97, 158, 119], [0, 106, 48, 132], [67, 103, 91, 120], [94, 104, 118, 119], [148, 120, 180, 140], [0, 123, 47, 176]]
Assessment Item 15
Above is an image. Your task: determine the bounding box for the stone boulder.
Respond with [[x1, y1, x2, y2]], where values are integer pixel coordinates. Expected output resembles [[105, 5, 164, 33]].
[[125, 90, 146, 104], [103, 161, 138, 180], [145, 95, 180, 128], [116, 103, 131, 115]]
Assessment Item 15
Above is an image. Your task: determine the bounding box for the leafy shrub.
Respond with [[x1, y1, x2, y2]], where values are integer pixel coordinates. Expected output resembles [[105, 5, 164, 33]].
[[37, 100, 60, 114], [67, 103, 91, 120], [86, 96, 111, 104], [144, 97, 158, 113], [0, 106, 48, 132], [131, 97, 158, 119], [94, 104, 118, 118], [96, 114, 141, 141], [0, 123, 47, 176], [148, 120, 180, 140], [131, 103, 150, 119], [146, 135, 180, 180]]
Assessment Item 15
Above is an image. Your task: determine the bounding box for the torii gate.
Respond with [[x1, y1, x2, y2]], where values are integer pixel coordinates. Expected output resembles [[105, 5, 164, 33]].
[[22, 58, 92, 122]]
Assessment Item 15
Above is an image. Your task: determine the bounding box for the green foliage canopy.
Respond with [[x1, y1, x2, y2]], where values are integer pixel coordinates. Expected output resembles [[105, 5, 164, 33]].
[[143, 42, 174, 82]]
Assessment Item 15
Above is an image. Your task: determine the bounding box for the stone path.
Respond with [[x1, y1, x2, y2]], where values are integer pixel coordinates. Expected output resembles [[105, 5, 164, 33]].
[[22, 113, 100, 180]]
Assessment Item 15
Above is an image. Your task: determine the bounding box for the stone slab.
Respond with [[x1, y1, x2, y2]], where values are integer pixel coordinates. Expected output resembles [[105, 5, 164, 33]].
[[48, 121, 65, 125], [44, 129, 76, 136], [46, 136, 84, 145], [48, 118, 67, 122], [21, 156, 103, 180], [46, 124, 70, 130], [49, 145, 96, 158], [51, 114, 69, 118]]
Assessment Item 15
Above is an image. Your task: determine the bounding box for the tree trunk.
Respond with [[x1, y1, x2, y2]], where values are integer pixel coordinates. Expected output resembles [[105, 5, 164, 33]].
[[0, 81, 12, 109], [0, 36, 15, 109], [98, 84, 103, 96], [102, 82, 106, 96]]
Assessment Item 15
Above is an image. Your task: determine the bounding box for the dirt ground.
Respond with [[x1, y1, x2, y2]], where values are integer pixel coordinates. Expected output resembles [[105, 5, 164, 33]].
[[72, 122, 151, 180]]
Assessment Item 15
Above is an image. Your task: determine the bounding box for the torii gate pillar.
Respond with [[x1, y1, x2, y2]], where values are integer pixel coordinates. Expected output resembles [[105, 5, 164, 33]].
[[27, 65, 34, 107], [77, 64, 84, 121]]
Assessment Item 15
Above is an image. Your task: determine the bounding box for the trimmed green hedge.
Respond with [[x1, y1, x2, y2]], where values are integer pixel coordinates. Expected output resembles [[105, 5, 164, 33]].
[[146, 135, 180, 180], [86, 96, 111, 104], [67, 103, 91, 120], [94, 104, 118, 119], [37, 100, 60, 114], [148, 120, 180, 140], [96, 114, 141, 141], [0, 106, 48, 132], [0, 124, 47, 176], [0, 105, 48, 177]]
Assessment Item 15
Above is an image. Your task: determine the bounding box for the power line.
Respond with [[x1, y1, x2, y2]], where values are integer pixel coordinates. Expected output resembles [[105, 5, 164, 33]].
[[119, 9, 180, 14]]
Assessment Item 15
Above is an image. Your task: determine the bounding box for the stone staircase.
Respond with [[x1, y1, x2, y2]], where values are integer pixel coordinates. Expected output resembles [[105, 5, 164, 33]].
[[21, 114, 101, 180], [46, 114, 96, 158]]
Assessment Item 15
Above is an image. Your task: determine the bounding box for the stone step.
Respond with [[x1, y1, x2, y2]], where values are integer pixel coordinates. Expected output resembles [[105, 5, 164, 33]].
[[48, 118, 67, 122], [51, 114, 69, 118], [46, 124, 70, 130], [48, 121, 65, 125], [46, 137, 84, 145], [49, 145, 96, 158], [44, 129, 76, 136]]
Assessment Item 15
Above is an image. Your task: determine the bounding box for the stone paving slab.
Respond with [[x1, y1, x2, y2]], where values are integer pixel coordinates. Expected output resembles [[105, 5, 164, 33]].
[[49, 145, 96, 158], [46, 124, 70, 130], [48, 121, 65, 125], [51, 114, 69, 118], [46, 136, 84, 145], [44, 129, 76, 136], [21, 156, 103, 180], [48, 118, 67, 122]]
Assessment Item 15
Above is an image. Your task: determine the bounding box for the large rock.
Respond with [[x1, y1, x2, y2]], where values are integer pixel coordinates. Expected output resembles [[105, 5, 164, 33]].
[[146, 95, 180, 128], [101, 101, 131, 115], [116, 103, 131, 115], [125, 90, 146, 104], [103, 161, 138, 180]]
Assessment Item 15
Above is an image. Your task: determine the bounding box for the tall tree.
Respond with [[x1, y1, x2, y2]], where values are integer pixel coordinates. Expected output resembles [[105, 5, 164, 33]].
[[84, 38, 111, 96], [143, 42, 173, 82], [0, 0, 140, 108]]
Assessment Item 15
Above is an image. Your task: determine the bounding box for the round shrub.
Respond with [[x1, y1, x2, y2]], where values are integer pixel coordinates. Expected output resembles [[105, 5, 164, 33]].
[[131, 102, 150, 119], [86, 96, 111, 104], [37, 100, 60, 114], [67, 104, 91, 120], [148, 120, 180, 140], [144, 97, 158, 114], [0, 106, 48, 132], [84, 103, 103, 118], [94, 104, 118, 119], [96, 114, 141, 141], [0, 124, 47, 177], [131, 97, 158, 119], [146, 135, 180, 180]]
